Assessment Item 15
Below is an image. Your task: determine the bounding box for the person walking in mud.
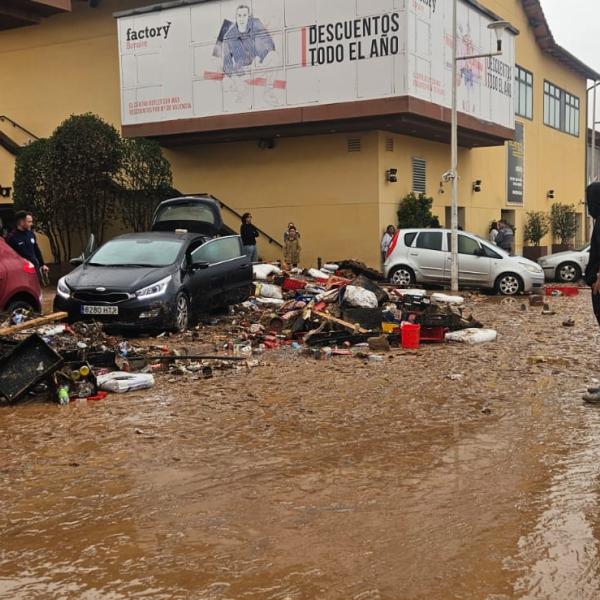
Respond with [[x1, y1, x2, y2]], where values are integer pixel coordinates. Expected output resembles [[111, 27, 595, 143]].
[[583, 183, 600, 402]]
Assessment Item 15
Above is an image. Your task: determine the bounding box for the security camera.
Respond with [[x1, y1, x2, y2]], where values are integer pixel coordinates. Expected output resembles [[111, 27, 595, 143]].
[[442, 170, 455, 183]]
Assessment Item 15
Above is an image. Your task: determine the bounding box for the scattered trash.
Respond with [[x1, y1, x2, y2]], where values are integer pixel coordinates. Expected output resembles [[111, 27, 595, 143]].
[[344, 286, 379, 309], [445, 329, 497, 345], [431, 293, 465, 306], [97, 372, 155, 394]]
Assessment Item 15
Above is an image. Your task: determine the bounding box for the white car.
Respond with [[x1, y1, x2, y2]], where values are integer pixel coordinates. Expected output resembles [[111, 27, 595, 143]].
[[384, 228, 545, 295], [537, 245, 589, 283]]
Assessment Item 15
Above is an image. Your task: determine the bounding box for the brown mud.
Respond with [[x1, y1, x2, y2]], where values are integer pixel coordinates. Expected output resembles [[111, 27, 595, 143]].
[[2, 293, 600, 599]]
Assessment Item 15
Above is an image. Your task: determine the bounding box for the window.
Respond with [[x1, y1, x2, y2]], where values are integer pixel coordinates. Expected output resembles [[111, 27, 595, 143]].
[[482, 244, 502, 259], [191, 237, 242, 265], [446, 234, 480, 255], [515, 66, 533, 119], [416, 231, 442, 251], [404, 232, 418, 247], [412, 157, 427, 193], [565, 92, 580, 136], [544, 81, 580, 136]]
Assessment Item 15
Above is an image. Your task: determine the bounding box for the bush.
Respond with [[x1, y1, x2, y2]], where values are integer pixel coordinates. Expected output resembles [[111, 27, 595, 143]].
[[116, 138, 174, 232], [550, 203, 578, 246], [12, 113, 175, 262], [523, 211, 549, 246], [397, 192, 434, 228]]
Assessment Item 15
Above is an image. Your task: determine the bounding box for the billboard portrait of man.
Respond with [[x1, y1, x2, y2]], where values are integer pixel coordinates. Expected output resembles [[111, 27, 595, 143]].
[[218, 4, 283, 106]]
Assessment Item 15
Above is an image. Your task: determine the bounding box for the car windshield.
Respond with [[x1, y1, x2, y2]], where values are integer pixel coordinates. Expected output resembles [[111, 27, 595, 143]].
[[88, 238, 183, 267]]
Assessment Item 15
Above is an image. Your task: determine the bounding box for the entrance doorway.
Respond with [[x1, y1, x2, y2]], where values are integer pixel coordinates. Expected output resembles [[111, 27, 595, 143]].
[[445, 206, 465, 230]]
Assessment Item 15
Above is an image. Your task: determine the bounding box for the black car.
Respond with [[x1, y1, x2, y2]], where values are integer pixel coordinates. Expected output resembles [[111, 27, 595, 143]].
[[54, 197, 252, 331]]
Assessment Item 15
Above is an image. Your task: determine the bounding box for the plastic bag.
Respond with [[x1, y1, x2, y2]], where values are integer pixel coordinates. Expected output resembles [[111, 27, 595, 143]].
[[253, 263, 282, 281], [431, 293, 465, 306], [259, 283, 283, 300], [445, 328, 497, 344], [97, 372, 155, 393], [343, 285, 379, 309], [308, 268, 329, 280], [253, 297, 285, 307]]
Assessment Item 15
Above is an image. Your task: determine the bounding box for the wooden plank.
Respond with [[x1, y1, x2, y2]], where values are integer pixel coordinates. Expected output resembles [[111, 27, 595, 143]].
[[312, 310, 369, 334], [0, 312, 68, 337]]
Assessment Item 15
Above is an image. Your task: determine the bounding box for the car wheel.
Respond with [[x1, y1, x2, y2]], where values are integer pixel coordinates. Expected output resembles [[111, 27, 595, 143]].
[[389, 266, 415, 287], [494, 273, 523, 296], [171, 293, 190, 333], [556, 262, 581, 283], [6, 300, 37, 314]]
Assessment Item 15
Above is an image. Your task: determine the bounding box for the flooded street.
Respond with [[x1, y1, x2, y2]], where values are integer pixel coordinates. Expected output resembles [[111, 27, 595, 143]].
[[3, 293, 600, 599]]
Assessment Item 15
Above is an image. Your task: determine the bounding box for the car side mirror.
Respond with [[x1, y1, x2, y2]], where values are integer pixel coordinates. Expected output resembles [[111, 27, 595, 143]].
[[192, 261, 210, 270], [70, 255, 84, 266]]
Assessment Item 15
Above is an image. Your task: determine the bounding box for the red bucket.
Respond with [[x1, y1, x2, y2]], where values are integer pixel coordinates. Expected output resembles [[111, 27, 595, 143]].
[[401, 323, 421, 350]]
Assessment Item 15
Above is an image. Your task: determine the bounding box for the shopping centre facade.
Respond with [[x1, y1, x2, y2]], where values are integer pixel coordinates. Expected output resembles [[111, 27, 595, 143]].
[[0, 0, 597, 266]]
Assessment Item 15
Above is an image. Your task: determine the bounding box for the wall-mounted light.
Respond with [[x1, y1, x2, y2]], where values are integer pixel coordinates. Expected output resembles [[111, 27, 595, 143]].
[[258, 138, 275, 150], [472, 180, 482, 193], [547, 189, 555, 199], [386, 168, 398, 183]]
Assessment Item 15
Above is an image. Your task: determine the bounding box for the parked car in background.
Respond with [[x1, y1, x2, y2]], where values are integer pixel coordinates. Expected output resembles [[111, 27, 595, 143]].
[[537, 244, 589, 283], [0, 237, 42, 313], [54, 197, 252, 332], [384, 228, 545, 295]]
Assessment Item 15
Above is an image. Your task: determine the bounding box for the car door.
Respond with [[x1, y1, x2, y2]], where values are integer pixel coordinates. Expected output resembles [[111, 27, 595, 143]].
[[0, 242, 9, 303], [447, 233, 492, 284], [410, 231, 448, 282], [187, 236, 249, 310]]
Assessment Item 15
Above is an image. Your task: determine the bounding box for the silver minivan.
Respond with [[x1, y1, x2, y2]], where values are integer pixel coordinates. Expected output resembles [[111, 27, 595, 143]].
[[384, 229, 545, 295]]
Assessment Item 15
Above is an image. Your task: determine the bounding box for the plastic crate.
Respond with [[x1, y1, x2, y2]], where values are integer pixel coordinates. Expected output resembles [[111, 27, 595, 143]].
[[420, 326, 448, 343], [545, 286, 579, 297]]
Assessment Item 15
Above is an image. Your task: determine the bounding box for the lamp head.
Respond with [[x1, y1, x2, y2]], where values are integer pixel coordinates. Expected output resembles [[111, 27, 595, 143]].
[[487, 20, 510, 52]]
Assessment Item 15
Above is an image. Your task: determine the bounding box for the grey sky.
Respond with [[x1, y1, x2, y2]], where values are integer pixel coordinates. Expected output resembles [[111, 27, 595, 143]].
[[542, 0, 600, 76], [541, 0, 599, 121]]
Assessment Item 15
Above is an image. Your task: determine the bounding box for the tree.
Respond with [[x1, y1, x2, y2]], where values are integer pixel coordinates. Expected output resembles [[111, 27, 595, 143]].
[[523, 211, 550, 247], [13, 139, 66, 263], [48, 113, 122, 247], [116, 138, 174, 232], [550, 203, 578, 246], [397, 192, 434, 228]]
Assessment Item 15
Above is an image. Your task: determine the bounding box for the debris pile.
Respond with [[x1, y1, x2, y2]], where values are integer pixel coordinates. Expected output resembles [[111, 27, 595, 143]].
[[0, 260, 491, 406]]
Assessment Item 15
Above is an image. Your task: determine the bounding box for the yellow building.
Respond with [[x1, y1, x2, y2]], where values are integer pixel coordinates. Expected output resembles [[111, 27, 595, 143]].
[[0, 0, 597, 268]]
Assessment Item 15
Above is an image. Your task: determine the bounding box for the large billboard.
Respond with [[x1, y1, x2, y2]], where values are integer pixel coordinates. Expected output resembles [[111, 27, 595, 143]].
[[116, 0, 515, 130]]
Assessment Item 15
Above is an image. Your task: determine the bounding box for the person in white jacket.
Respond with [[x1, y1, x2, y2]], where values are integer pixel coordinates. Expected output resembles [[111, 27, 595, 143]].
[[381, 225, 396, 263]]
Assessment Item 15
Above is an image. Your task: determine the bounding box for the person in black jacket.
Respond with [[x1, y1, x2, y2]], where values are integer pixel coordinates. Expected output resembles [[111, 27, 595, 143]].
[[240, 212, 259, 262], [7, 210, 49, 275], [582, 182, 600, 402]]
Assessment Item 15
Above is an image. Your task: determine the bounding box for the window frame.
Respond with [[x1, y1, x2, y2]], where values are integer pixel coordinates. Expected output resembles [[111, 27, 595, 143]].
[[543, 80, 580, 137], [190, 236, 243, 266], [415, 231, 443, 252], [515, 65, 533, 120]]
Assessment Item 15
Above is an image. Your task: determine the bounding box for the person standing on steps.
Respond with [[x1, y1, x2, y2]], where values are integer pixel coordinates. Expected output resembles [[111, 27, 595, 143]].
[[582, 183, 600, 402], [240, 212, 259, 262], [7, 210, 49, 278]]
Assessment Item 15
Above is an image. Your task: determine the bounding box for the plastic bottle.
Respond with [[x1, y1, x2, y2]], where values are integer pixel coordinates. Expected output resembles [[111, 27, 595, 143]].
[[58, 385, 70, 405]]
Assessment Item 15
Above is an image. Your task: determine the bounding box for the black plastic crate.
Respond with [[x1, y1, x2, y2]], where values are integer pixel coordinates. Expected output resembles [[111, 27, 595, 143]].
[[0, 334, 64, 403]]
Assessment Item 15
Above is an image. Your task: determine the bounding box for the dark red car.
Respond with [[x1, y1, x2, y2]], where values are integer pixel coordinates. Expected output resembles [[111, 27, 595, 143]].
[[0, 237, 42, 314]]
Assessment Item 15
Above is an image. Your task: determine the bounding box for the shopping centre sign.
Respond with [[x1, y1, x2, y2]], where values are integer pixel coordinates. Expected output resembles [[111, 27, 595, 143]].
[[116, 0, 515, 131]]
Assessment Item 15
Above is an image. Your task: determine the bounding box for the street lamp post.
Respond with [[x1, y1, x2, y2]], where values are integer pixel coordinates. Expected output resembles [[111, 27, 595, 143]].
[[449, 0, 512, 292]]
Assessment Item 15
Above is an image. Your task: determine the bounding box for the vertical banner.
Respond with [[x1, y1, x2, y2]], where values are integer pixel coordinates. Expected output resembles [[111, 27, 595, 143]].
[[507, 121, 524, 204]]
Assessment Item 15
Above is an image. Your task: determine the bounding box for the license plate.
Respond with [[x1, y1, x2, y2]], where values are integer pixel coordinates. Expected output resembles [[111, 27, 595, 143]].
[[81, 305, 119, 316]]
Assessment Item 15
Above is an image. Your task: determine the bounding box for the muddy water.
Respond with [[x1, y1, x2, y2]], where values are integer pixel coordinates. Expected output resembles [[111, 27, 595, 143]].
[[2, 293, 600, 599]]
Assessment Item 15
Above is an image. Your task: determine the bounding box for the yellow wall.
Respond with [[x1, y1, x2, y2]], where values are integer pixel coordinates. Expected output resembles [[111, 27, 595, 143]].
[[0, 0, 591, 268]]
